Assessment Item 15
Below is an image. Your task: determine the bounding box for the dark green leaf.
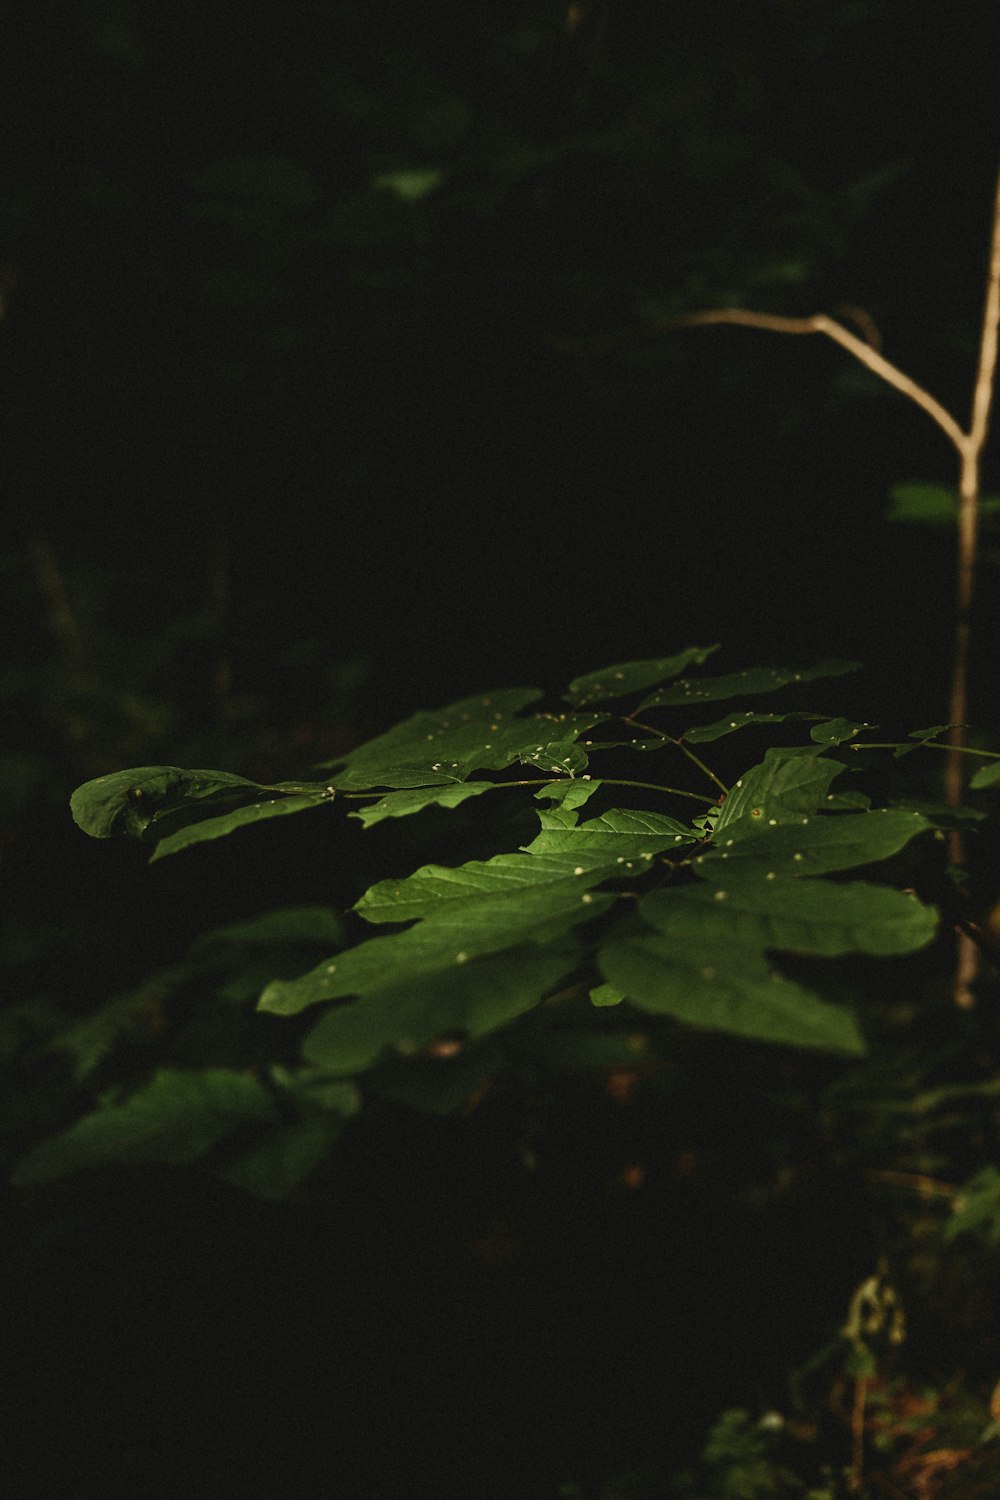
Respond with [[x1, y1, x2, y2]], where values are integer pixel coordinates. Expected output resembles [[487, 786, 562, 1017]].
[[641, 879, 937, 957], [350, 781, 496, 827], [71, 765, 264, 838], [715, 749, 843, 840], [697, 807, 931, 878], [317, 688, 601, 788], [810, 718, 870, 746], [300, 944, 574, 1073], [149, 793, 332, 860], [598, 931, 864, 1054], [637, 659, 860, 711], [683, 711, 809, 742], [563, 645, 719, 707], [970, 761, 1000, 790], [12, 1069, 276, 1185], [215, 1114, 343, 1200]]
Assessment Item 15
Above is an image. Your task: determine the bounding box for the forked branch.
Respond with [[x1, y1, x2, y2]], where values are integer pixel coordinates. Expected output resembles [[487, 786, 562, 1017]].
[[675, 166, 1000, 1006]]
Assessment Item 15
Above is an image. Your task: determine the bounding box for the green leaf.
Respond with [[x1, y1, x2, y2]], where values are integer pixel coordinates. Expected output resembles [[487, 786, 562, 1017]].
[[523, 806, 697, 863], [682, 711, 809, 742], [71, 765, 264, 838], [188, 906, 346, 959], [354, 847, 622, 926], [810, 717, 869, 746], [317, 688, 601, 788], [598, 930, 864, 1054], [373, 167, 444, 201], [12, 1069, 277, 1185], [945, 1167, 1000, 1243], [215, 1114, 344, 1200], [260, 873, 610, 1015], [149, 792, 331, 861], [970, 760, 1000, 790], [590, 982, 626, 1007], [886, 481, 956, 527], [300, 944, 574, 1073], [533, 779, 604, 811], [349, 781, 496, 827], [697, 807, 931, 878], [563, 645, 720, 707], [715, 748, 844, 840], [641, 879, 937, 957], [637, 659, 860, 711]]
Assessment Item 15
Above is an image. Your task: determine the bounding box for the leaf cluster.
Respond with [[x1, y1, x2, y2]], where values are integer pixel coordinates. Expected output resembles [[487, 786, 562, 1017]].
[[17, 645, 980, 1199]]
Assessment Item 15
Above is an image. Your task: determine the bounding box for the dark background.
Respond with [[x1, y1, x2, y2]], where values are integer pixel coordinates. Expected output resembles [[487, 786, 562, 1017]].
[[3, 3, 1000, 1495]]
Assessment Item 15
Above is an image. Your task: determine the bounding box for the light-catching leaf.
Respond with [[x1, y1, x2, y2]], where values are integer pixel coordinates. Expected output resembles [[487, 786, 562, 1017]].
[[316, 688, 601, 788], [260, 874, 611, 1015], [300, 944, 574, 1073], [715, 748, 844, 840], [71, 765, 267, 838], [350, 781, 497, 827], [682, 711, 811, 742], [523, 807, 698, 862], [696, 807, 931, 879], [640, 879, 937, 957], [563, 645, 719, 707], [149, 792, 331, 861], [598, 930, 864, 1054], [637, 659, 860, 711]]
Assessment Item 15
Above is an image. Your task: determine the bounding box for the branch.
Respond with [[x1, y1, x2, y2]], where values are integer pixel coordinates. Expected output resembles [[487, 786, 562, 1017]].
[[672, 308, 968, 451]]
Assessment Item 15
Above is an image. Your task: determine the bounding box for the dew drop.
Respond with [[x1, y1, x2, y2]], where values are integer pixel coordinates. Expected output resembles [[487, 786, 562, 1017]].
[[581, 893, 594, 905], [326, 964, 337, 973], [455, 952, 468, 964], [574, 866, 585, 875], [765, 871, 777, 880], [713, 890, 727, 901], [793, 852, 804, 861], [724, 838, 734, 847], [768, 818, 778, 826]]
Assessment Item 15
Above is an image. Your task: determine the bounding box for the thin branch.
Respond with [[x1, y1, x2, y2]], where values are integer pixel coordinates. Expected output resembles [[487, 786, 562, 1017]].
[[675, 168, 1000, 1011], [968, 170, 1000, 455], [672, 308, 967, 451]]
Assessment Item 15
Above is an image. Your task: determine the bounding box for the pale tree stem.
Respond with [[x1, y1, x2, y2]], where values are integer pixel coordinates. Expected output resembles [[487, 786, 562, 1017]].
[[675, 166, 1000, 1007]]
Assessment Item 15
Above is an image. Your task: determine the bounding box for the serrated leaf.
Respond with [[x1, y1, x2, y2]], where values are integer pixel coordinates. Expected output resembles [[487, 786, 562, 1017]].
[[349, 781, 496, 828], [12, 1068, 276, 1185], [524, 807, 697, 862], [260, 879, 611, 1015], [970, 761, 1000, 790], [317, 688, 601, 788], [637, 659, 860, 711], [682, 711, 808, 742], [354, 848, 621, 926], [697, 807, 931, 878], [563, 646, 720, 707], [598, 931, 864, 1054], [640, 879, 937, 957], [715, 749, 843, 840], [300, 944, 574, 1073]]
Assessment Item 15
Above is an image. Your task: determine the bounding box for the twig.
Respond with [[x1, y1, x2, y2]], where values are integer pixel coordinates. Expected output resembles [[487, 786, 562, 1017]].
[[674, 165, 1000, 1008]]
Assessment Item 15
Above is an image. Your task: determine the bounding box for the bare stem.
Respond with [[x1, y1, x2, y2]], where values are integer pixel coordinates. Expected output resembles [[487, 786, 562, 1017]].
[[675, 166, 1000, 1008]]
